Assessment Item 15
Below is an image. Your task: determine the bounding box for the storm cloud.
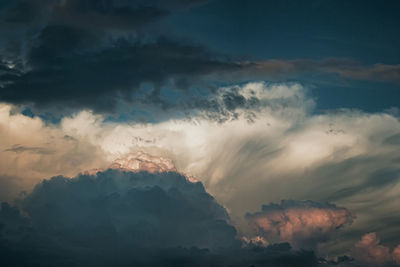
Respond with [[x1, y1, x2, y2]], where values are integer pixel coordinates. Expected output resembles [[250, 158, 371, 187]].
[[0, 168, 318, 267], [0, 1, 399, 117], [0, 1, 399, 266], [0, 0, 243, 113], [0, 29, 241, 112]]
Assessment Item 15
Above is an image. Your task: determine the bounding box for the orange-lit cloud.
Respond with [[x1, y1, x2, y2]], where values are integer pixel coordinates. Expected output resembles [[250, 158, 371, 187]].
[[353, 233, 400, 266], [246, 200, 355, 249], [393, 245, 400, 265], [109, 151, 177, 173], [85, 151, 199, 183]]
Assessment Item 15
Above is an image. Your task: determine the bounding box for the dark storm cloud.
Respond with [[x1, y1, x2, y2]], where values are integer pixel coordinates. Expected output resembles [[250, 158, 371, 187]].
[[0, 169, 318, 266], [1, 0, 399, 116], [22, 169, 238, 250], [0, 0, 244, 113], [1, 0, 208, 27], [0, 29, 240, 112]]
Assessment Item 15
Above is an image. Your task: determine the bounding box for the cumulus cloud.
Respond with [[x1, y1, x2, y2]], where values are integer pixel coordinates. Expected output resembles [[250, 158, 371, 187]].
[[245, 200, 355, 249], [0, 168, 317, 266], [23, 170, 236, 249], [353, 233, 400, 267]]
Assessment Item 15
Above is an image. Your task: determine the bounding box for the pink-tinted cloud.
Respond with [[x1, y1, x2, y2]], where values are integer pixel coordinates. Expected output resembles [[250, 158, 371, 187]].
[[393, 245, 400, 265], [109, 151, 177, 173], [354, 233, 400, 266], [246, 200, 355, 249], [84, 151, 199, 183]]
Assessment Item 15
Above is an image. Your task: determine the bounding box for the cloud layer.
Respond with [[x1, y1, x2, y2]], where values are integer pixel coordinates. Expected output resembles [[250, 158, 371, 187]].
[[1, 1, 399, 115], [1, 81, 400, 258], [0, 0, 242, 113]]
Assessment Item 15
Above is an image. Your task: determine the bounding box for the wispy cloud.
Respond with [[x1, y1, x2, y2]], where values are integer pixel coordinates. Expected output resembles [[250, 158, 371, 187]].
[[248, 58, 400, 84]]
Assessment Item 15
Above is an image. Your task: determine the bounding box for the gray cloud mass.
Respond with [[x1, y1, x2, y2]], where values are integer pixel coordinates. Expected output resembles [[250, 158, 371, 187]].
[[0, 168, 318, 267]]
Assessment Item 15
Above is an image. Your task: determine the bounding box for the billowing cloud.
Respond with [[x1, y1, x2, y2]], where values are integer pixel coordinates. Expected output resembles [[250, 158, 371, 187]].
[[0, 167, 318, 266], [22, 170, 237, 250], [245, 200, 355, 249], [353, 233, 400, 267]]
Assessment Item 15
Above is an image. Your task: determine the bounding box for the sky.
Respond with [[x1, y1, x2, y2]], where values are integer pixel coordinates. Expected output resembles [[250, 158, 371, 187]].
[[0, 1, 400, 266]]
